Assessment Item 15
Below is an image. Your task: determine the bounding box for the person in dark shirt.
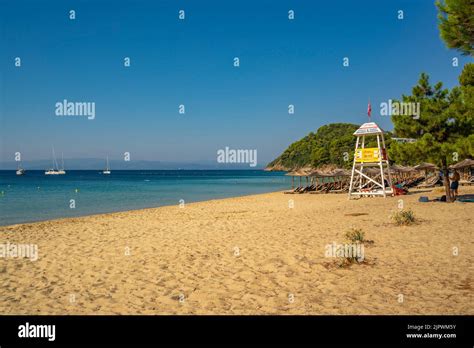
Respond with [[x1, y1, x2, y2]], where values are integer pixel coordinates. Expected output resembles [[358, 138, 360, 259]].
[[450, 170, 460, 200]]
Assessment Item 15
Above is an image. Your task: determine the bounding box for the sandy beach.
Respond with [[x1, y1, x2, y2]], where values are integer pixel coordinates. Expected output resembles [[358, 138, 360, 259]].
[[1, 187, 473, 315]]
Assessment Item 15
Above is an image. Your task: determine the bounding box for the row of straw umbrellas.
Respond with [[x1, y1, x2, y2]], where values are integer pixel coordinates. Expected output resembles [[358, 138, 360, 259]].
[[285, 164, 429, 182], [285, 167, 351, 190], [285, 159, 474, 190], [391, 159, 474, 172], [287, 161, 474, 178]]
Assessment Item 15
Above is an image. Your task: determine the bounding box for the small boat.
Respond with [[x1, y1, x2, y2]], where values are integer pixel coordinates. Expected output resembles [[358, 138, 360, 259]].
[[103, 156, 111, 175], [16, 160, 25, 175], [45, 169, 61, 175]]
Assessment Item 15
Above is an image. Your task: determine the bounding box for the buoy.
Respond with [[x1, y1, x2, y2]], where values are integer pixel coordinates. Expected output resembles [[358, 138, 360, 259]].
[[75, 189, 79, 193]]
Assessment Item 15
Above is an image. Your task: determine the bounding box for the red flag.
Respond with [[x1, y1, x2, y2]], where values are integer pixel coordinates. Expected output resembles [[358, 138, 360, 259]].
[[367, 100, 372, 119]]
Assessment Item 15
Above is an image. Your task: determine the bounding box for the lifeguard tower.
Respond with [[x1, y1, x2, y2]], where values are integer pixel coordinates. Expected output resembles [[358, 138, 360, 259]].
[[348, 122, 393, 198]]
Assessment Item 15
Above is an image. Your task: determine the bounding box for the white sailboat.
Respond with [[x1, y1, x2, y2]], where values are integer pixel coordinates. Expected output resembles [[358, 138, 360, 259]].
[[16, 161, 25, 175], [45, 147, 66, 175], [103, 156, 111, 175]]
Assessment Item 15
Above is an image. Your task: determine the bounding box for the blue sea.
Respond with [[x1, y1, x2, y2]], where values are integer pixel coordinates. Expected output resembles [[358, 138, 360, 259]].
[[0, 170, 290, 226]]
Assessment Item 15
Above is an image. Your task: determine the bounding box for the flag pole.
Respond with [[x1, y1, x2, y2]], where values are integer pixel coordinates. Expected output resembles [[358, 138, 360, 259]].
[[367, 98, 372, 122]]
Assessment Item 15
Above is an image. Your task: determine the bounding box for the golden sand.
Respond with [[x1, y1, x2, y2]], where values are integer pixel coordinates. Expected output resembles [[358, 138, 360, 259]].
[[1, 187, 473, 314]]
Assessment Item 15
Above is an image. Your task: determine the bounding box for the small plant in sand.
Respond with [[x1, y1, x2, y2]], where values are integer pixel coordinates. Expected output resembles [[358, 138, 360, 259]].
[[335, 228, 375, 268], [323, 229, 375, 269], [392, 209, 416, 226], [345, 228, 365, 243]]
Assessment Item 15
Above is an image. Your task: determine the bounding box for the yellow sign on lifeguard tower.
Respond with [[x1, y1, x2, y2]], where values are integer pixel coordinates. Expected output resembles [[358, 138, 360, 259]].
[[348, 122, 393, 198], [355, 148, 380, 163]]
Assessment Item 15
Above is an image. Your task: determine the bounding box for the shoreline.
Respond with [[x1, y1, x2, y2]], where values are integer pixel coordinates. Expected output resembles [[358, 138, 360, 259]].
[[1, 187, 473, 314], [0, 169, 290, 227], [0, 189, 290, 228], [0, 186, 465, 228]]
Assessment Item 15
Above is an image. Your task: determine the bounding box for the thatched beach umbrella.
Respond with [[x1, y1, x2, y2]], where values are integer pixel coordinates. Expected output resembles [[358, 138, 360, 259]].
[[414, 162, 439, 178], [329, 168, 351, 189], [363, 167, 379, 175], [330, 168, 351, 177], [308, 168, 334, 185], [450, 158, 474, 170], [309, 168, 350, 188], [414, 162, 438, 171], [391, 164, 407, 172], [285, 170, 298, 189], [285, 168, 312, 188], [450, 159, 474, 180], [390, 164, 412, 180], [308, 169, 328, 177]]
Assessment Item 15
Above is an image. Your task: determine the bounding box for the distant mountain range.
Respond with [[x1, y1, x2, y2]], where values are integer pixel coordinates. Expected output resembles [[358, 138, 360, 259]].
[[0, 158, 265, 170]]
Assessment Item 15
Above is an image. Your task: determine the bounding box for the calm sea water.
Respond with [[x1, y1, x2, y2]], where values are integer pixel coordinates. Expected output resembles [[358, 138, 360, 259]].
[[0, 170, 290, 226]]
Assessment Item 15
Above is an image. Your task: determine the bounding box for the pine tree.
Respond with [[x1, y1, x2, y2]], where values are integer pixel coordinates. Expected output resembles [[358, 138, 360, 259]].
[[390, 64, 474, 201], [436, 0, 474, 56]]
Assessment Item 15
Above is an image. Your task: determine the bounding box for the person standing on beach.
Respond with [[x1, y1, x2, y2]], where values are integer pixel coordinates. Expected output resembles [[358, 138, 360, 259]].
[[450, 170, 460, 200]]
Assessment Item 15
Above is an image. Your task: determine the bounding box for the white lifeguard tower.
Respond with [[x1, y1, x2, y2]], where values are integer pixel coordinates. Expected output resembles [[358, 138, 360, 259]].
[[348, 122, 393, 198]]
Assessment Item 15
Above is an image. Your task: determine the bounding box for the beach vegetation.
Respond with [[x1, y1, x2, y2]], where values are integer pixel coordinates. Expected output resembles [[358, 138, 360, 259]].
[[324, 241, 365, 267], [390, 1, 473, 201], [345, 228, 365, 243], [389, 63, 474, 202], [391, 209, 416, 226]]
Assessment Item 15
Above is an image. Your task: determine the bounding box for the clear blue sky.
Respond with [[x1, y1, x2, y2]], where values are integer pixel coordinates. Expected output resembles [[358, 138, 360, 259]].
[[0, 0, 471, 165]]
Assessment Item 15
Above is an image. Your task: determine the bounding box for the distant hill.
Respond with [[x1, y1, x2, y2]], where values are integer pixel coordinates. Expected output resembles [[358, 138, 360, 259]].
[[266, 123, 391, 171]]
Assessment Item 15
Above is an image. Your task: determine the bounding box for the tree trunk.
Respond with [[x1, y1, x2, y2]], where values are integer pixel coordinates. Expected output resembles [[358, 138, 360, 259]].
[[442, 158, 452, 203]]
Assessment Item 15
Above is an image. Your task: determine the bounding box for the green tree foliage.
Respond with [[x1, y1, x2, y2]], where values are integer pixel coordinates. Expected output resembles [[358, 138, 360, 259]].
[[436, 0, 474, 56], [267, 123, 390, 170], [390, 64, 474, 200]]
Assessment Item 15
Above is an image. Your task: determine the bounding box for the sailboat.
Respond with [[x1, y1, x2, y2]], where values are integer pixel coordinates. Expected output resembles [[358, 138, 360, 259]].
[[103, 156, 111, 175], [45, 147, 66, 175], [16, 161, 25, 175]]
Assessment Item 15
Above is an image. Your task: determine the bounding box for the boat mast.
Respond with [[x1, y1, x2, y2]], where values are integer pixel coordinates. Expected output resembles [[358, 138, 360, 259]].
[[52, 146, 57, 170]]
